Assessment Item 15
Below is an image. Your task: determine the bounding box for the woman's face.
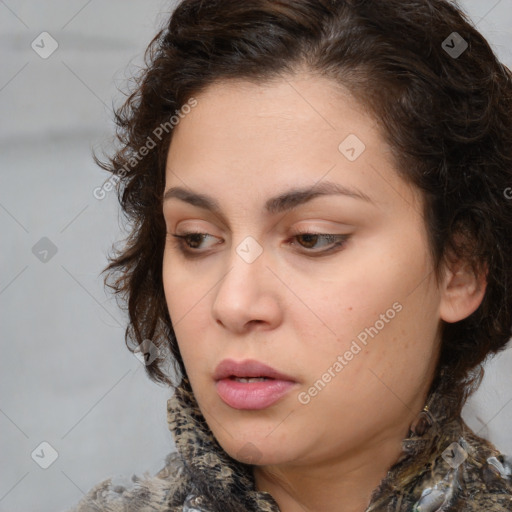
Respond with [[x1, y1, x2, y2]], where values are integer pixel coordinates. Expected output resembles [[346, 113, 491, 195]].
[[162, 74, 444, 468]]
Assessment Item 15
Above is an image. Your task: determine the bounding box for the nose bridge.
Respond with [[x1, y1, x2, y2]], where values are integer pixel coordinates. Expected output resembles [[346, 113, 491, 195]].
[[234, 234, 265, 266], [220, 234, 267, 293], [212, 233, 277, 329]]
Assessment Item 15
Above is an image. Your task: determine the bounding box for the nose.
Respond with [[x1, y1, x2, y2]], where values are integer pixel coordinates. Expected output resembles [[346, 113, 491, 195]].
[[211, 238, 283, 334]]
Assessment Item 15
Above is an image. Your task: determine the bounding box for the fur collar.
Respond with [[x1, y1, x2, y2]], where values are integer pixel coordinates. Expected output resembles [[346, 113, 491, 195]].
[[69, 378, 512, 511]]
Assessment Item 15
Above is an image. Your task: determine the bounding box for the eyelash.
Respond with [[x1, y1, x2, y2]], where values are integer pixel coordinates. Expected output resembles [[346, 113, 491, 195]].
[[167, 229, 350, 258]]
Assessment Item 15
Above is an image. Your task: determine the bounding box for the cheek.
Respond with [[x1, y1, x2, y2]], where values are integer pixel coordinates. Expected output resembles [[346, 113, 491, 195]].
[[296, 310, 438, 443], [295, 245, 439, 380], [162, 256, 203, 365], [162, 251, 204, 324]]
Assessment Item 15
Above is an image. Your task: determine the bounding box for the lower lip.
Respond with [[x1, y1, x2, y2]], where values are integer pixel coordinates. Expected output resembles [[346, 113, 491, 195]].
[[215, 378, 296, 410]]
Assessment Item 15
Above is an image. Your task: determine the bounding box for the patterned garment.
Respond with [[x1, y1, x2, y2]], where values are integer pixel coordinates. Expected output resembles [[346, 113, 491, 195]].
[[68, 381, 512, 511]]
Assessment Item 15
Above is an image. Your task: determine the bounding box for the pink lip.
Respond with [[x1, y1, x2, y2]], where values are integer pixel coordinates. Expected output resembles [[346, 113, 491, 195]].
[[213, 359, 295, 381], [214, 359, 297, 410]]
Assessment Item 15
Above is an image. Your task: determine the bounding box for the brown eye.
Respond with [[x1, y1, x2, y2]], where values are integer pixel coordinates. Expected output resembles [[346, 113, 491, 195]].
[[296, 233, 320, 249], [168, 232, 221, 255], [182, 233, 206, 249], [289, 232, 350, 255]]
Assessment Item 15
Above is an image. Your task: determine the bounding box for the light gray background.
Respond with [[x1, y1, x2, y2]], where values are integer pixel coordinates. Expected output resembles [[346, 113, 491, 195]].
[[1, 1, 511, 511]]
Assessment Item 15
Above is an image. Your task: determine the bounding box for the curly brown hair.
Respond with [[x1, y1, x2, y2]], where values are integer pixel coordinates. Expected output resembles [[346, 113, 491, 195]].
[[97, 0, 512, 413]]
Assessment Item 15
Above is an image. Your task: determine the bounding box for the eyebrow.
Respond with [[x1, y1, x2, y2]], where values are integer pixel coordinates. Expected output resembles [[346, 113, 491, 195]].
[[162, 181, 374, 215]]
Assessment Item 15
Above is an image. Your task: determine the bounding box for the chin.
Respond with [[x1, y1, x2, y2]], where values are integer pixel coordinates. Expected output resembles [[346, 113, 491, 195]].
[[216, 432, 296, 467], [201, 397, 302, 464]]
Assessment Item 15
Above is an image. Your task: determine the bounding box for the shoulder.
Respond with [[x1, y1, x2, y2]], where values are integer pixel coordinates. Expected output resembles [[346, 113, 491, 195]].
[[413, 419, 512, 511], [66, 452, 191, 512], [456, 421, 512, 509]]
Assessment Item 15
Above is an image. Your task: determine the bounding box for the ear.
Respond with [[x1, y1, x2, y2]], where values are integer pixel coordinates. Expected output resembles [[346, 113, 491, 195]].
[[439, 254, 488, 324]]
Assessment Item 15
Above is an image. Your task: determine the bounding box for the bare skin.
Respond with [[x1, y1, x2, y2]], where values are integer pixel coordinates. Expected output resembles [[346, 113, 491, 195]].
[[161, 73, 486, 512]]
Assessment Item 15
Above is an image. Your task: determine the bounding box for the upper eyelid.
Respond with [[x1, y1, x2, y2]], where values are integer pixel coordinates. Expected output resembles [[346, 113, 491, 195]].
[[172, 228, 349, 238], [167, 215, 354, 231], [163, 202, 361, 232]]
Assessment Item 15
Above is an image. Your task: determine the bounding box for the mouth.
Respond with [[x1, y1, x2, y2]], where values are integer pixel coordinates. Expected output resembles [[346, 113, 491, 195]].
[[213, 359, 297, 410], [213, 358, 296, 382], [229, 377, 272, 383]]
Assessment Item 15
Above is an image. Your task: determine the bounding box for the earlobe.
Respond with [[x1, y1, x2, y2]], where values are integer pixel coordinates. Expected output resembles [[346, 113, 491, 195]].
[[439, 258, 487, 324]]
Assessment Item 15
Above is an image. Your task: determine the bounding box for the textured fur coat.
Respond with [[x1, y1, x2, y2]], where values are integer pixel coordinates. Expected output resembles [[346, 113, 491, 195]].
[[68, 382, 512, 511]]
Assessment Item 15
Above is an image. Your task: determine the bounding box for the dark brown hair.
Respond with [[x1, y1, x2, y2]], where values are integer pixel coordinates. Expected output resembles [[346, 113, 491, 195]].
[[98, 0, 512, 412]]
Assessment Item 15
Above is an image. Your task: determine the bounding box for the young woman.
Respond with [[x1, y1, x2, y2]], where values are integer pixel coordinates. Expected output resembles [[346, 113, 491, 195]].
[[69, 1, 512, 510]]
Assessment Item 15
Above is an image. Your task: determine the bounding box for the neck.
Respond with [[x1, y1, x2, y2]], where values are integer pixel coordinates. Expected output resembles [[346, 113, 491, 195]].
[[253, 422, 409, 512]]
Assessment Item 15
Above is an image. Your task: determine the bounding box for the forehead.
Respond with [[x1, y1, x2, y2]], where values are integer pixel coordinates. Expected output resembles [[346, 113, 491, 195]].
[[165, 74, 423, 214]]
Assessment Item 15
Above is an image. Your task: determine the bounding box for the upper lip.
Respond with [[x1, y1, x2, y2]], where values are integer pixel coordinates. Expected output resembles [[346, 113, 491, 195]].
[[213, 359, 296, 382]]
